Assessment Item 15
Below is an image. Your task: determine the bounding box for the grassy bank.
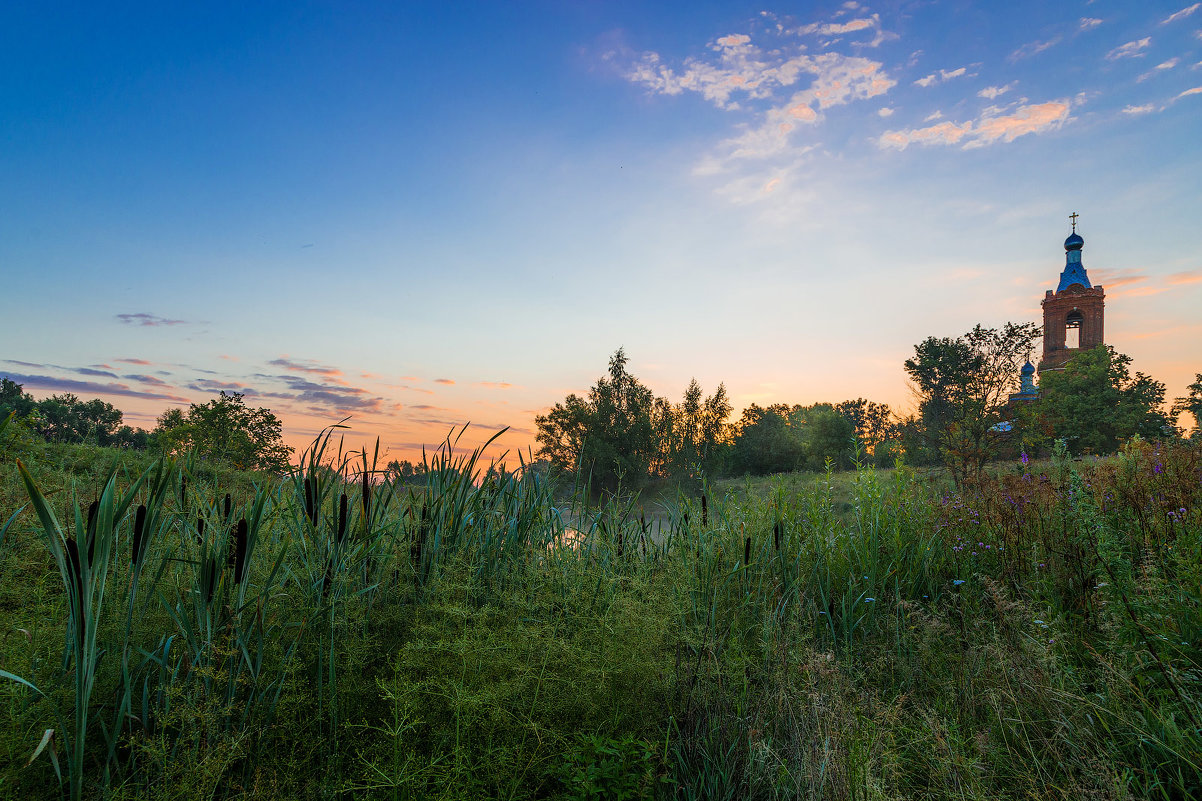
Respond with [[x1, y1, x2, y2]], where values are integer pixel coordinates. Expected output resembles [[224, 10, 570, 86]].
[[1, 428, 1199, 799]]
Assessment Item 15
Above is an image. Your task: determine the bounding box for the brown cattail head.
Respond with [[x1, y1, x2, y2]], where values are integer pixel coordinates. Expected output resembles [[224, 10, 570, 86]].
[[64, 537, 86, 650], [196, 516, 205, 545], [86, 500, 99, 563], [223, 493, 232, 521], [303, 478, 316, 525], [744, 535, 751, 566], [361, 473, 371, 527], [179, 476, 188, 509], [683, 511, 690, 529], [337, 493, 348, 545], [204, 555, 221, 604], [773, 522, 781, 552], [233, 518, 249, 584], [132, 504, 148, 568]]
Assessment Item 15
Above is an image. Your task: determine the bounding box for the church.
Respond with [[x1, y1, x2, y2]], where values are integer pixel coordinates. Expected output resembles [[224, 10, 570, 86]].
[[1009, 214, 1105, 403]]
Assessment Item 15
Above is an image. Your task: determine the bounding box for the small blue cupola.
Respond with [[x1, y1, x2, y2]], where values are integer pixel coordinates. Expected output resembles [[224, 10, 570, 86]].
[[1057, 217, 1092, 291], [1020, 360, 1036, 394]]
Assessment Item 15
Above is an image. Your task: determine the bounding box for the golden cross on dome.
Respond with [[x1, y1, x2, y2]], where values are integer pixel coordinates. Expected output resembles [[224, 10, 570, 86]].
[[1069, 212, 1079, 232]]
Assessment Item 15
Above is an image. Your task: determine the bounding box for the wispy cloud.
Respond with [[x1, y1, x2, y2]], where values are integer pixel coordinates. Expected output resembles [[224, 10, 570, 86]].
[[116, 357, 153, 365], [1106, 38, 1151, 60], [877, 106, 894, 117], [2, 372, 190, 402], [978, 82, 1017, 99], [476, 381, 514, 390], [878, 100, 1070, 150], [269, 356, 345, 381], [1176, 85, 1202, 99], [1009, 38, 1060, 62], [1162, 4, 1200, 25], [1122, 103, 1158, 114], [116, 312, 186, 327], [913, 66, 967, 88], [1080, 17, 1104, 31], [1138, 58, 1179, 81], [123, 374, 173, 387], [1167, 269, 1202, 284]]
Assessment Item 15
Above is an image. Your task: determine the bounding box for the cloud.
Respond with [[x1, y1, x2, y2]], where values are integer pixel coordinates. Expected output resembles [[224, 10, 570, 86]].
[[1175, 85, 1202, 99], [1106, 38, 1151, 60], [1091, 269, 1149, 290], [434, 378, 455, 385], [877, 106, 894, 117], [218, 354, 239, 362], [116, 357, 153, 365], [913, 66, 967, 88], [123, 374, 173, 386], [116, 312, 186, 327], [189, 378, 258, 394], [1122, 103, 1158, 114], [266, 374, 386, 414], [878, 100, 1070, 150], [923, 110, 943, 121], [1080, 17, 1104, 30], [1139, 58, 1180, 80], [269, 356, 345, 381], [1167, 270, 1202, 284], [1162, 4, 1200, 24], [476, 381, 514, 389], [978, 82, 1017, 99], [1009, 38, 1060, 62], [2, 372, 190, 402], [73, 367, 120, 379]]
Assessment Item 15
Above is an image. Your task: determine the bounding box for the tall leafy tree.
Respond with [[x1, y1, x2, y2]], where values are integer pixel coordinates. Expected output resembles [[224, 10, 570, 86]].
[[904, 322, 1040, 485], [1035, 345, 1171, 453], [154, 392, 293, 473], [1172, 373, 1202, 439]]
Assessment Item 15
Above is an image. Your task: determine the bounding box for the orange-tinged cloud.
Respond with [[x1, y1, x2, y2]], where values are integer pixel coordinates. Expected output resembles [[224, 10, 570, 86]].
[[1168, 270, 1202, 284], [434, 378, 455, 385], [879, 100, 1069, 150]]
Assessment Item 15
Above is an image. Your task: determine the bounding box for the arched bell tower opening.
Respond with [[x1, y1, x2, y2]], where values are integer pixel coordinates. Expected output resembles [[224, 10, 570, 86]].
[[1038, 214, 1105, 373]]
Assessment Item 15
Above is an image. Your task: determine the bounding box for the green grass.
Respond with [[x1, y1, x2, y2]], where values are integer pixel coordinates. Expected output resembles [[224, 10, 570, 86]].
[[1, 431, 1199, 800]]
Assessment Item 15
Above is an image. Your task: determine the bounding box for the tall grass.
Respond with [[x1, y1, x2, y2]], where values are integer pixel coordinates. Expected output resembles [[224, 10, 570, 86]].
[[1, 430, 1199, 799]]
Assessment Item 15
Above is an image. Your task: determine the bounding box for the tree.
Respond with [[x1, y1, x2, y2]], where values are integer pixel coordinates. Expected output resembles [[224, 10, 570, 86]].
[[154, 392, 293, 473], [727, 404, 803, 476], [835, 398, 897, 464], [904, 322, 1041, 485], [0, 378, 36, 420], [386, 458, 427, 484], [536, 349, 658, 491], [1172, 373, 1202, 439], [1035, 345, 1171, 453], [793, 404, 856, 471]]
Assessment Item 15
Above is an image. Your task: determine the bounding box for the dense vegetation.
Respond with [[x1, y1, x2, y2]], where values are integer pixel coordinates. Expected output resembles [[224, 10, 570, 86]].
[[2, 411, 1200, 799]]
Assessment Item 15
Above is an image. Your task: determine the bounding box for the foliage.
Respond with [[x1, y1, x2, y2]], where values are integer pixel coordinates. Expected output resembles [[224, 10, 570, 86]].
[[153, 391, 293, 473], [1172, 372, 1202, 439], [904, 322, 1040, 485], [0, 379, 151, 448], [1033, 345, 1172, 453], [2, 432, 1201, 800], [536, 349, 729, 490]]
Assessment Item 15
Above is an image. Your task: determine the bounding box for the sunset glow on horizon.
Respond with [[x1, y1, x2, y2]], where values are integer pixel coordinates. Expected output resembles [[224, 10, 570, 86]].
[[3, 1, 1201, 462]]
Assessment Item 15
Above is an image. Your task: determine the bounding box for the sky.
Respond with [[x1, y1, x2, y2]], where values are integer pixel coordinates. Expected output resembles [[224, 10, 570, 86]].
[[2, 0, 1201, 460]]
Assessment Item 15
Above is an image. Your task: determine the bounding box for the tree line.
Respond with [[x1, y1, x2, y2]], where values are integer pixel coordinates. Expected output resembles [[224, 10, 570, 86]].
[[1, 381, 293, 473], [535, 336, 1202, 491]]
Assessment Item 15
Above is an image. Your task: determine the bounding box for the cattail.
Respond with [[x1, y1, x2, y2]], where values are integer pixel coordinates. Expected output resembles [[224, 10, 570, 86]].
[[682, 511, 690, 529], [86, 500, 99, 563], [132, 504, 148, 568], [233, 518, 248, 584], [773, 521, 781, 552], [223, 493, 232, 521], [337, 493, 348, 545], [64, 537, 86, 651], [196, 516, 205, 545], [179, 476, 188, 508], [303, 477, 316, 524], [361, 473, 371, 528], [744, 535, 751, 566], [701, 494, 708, 527], [640, 513, 647, 534], [204, 556, 221, 604]]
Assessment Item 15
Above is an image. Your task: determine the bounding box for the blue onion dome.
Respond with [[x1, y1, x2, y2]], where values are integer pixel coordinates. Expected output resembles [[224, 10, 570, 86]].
[[1021, 361, 1035, 375], [1064, 231, 1084, 251]]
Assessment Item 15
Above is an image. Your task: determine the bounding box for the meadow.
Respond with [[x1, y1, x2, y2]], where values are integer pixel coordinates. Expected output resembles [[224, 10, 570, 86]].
[[1, 420, 1199, 800]]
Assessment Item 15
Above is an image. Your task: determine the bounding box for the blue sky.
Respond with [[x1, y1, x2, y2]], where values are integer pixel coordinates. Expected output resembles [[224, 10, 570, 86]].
[[2, 1, 1200, 455]]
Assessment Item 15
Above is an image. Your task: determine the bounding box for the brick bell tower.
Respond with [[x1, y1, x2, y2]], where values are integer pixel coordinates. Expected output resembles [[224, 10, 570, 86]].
[[1038, 213, 1105, 373]]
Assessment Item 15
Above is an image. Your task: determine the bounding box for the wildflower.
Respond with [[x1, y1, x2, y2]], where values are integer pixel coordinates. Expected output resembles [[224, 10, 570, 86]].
[[1154, 463, 1163, 475], [953, 579, 965, 586], [1033, 619, 1045, 624], [865, 597, 876, 603], [1021, 452, 1029, 465]]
